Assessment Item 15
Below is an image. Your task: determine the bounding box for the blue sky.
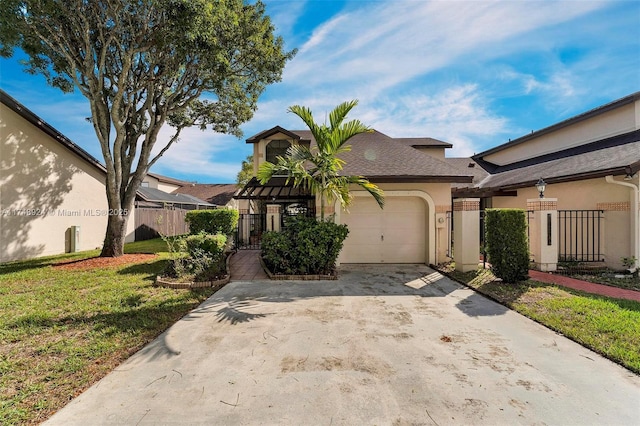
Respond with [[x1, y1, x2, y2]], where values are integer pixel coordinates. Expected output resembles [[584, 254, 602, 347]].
[[1, 0, 639, 184]]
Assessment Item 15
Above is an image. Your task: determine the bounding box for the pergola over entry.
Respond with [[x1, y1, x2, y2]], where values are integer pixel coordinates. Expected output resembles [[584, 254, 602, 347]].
[[235, 177, 315, 201]]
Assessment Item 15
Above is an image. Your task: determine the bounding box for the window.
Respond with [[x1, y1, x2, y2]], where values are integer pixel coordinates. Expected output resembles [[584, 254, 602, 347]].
[[140, 181, 150, 187], [266, 140, 291, 163]]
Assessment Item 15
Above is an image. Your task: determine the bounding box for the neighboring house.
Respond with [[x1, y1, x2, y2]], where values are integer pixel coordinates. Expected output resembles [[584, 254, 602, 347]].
[[0, 89, 136, 262], [173, 183, 239, 209], [141, 172, 188, 193], [452, 92, 640, 270], [0, 89, 211, 261], [236, 127, 473, 264], [136, 187, 215, 210]]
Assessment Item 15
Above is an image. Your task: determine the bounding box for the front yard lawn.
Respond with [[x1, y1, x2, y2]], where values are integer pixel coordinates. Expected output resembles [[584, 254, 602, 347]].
[[0, 241, 217, 425], [439, 265, 640, 374]]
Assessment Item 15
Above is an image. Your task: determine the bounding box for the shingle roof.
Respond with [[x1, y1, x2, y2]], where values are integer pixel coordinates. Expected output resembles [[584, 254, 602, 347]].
[[147, 172, 191, 186], [444, 158, 490, 188], [477, 138, 640, 190], [395, 137, 453, 148], [284, 129, 471, 183], [173, 184, 238, 205], [137, 187, 214, 206]]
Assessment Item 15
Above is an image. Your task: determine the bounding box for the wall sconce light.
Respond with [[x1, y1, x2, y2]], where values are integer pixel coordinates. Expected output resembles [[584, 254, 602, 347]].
[[535, 178, 546, 199]]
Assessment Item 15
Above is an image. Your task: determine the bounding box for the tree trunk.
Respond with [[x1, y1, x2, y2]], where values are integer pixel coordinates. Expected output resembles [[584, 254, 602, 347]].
[[100, 213, 129, 257]]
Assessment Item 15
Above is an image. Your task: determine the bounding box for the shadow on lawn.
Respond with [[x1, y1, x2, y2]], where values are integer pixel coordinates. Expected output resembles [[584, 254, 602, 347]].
[[117, 259, 167, 281]]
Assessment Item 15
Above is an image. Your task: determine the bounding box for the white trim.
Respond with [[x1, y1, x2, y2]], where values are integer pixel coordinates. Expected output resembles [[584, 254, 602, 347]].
[[336, 190, 436, 264]]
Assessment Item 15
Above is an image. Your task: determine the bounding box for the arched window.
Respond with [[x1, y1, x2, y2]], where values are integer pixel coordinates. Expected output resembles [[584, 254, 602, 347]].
[[266, 140, 291, 163]]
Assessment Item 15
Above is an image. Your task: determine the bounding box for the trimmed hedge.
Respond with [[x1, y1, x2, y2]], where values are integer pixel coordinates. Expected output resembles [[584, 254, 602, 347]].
[[484, 208, 529, 283], [261, 216, 349, 275], [185, 209, 239, 235]]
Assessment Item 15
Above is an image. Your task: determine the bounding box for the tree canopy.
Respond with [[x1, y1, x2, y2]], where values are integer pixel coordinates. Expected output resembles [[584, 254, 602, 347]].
[[236, 155, 254, 187], [1, 0, 294, 256]]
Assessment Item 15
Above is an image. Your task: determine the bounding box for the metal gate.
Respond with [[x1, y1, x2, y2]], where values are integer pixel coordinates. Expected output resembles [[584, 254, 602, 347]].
[[236, 214, 266, 250], [558, 210, 604, 262]]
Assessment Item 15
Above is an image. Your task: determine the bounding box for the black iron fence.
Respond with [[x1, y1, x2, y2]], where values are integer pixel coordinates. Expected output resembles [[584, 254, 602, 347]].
[[236, 214, 266, 249], [558, 210, 604, 262]]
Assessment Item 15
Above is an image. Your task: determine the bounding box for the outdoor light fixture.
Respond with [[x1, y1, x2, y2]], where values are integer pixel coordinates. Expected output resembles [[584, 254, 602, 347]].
[[536, 178, 546, 198]]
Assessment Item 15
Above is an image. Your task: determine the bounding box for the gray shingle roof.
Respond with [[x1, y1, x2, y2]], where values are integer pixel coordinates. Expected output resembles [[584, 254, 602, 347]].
[[287, 130, 471, 182], [137, 187, 214, 206], [444, 158, 490, 188], [477, 139, 640, 190], [173, 184, 238, 205], [395, 137, 453, 148]]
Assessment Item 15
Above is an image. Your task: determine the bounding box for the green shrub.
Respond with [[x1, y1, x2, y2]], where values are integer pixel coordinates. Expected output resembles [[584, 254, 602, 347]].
[[185, 209, 239, 235], [261, 216, 349, 275], [484, 209, 529, 283], [163, 233, 227, 280]]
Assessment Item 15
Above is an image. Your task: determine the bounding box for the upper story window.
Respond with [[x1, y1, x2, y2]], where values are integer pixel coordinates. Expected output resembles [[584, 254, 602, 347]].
[[266, 140, 291, 163]]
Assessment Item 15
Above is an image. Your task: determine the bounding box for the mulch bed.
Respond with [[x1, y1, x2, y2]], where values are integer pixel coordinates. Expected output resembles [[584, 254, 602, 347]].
[[53, 254, 158, 270]]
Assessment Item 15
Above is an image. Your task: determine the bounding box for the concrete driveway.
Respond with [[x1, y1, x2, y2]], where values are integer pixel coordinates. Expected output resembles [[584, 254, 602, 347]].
[[46, 265, 639, 425]]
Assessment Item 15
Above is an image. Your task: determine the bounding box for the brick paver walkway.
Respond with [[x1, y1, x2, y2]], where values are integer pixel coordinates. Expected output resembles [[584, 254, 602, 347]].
[[229, 249, 267, 281], [529, 270, 640, 302]]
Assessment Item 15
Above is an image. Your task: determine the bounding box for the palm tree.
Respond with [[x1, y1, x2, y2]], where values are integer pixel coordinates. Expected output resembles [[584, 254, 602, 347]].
[[257, 100, 384, 221]]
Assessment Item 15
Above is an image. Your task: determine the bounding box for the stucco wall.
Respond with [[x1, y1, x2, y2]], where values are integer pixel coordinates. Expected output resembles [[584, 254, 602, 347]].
[[485, 100, 639, 166], [491, 178, 633, 269], [1, 104, 135, 263]]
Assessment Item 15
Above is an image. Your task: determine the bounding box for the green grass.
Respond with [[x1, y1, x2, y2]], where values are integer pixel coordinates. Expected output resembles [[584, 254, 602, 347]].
[[0, 240, 217, 425], [441, 266, 640, 374], [123, 237, 168, 254]]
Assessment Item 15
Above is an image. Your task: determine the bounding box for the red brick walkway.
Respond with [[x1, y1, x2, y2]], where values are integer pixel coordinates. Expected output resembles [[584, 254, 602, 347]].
[[528, 270, 640, 302], [229, 250, 268, 281]]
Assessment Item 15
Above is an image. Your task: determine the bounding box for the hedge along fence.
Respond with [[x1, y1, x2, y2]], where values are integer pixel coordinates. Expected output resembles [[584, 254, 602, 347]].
[[185, 209, 239, 235], [484, 208, 529, 283]]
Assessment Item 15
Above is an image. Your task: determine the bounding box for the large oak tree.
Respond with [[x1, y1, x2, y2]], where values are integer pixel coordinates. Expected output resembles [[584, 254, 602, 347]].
[[0, 0, 294, 256]]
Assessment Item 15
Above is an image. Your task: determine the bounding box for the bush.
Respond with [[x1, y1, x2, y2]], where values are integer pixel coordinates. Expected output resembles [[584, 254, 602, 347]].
[[163, 232, 227, 280], [185, 209, 239, 236], [484, 209, 529, 283], [261, 216, 349, 275]]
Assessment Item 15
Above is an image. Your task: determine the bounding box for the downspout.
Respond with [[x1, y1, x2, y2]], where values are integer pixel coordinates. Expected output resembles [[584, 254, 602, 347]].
[[605, 175, 639, 271]]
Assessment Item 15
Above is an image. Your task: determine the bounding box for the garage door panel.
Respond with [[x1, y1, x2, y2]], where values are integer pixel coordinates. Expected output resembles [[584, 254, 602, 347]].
[[340, 196, 426, 263]]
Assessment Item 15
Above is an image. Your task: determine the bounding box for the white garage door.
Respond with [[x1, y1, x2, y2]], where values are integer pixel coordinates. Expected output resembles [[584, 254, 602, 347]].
[[340, 196, 426, 263]]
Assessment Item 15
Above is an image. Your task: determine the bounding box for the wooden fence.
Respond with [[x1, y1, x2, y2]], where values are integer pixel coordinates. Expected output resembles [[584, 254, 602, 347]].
[[134, 207, 189, 241]]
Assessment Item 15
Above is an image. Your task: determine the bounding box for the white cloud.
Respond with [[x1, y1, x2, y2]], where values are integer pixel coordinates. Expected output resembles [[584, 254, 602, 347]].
[[282, 0, 606, 97], [150, 126, 248, 182], [359, 85, 509, 156]]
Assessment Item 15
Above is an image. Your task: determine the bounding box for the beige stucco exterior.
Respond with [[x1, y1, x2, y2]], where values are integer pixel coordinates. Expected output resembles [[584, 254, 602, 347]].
[[1, 103, 135, 263], [484, 99, 640, 166], [490, 178, 635, 269], [141, 175, 182, 193]]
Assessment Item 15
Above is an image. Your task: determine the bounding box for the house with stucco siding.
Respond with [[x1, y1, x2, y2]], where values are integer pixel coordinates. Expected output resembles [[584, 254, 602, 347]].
[[451, 92, 640, 270], [236, 127, 473, 265], [0, 90, 210, 262]]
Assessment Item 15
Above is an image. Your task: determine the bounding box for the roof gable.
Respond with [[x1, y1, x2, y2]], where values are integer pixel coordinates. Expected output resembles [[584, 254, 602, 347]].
[[246, 126, 305, 144]]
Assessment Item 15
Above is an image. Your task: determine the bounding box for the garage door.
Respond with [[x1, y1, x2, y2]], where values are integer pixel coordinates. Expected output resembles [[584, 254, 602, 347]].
[[340, 196, 426, 263]]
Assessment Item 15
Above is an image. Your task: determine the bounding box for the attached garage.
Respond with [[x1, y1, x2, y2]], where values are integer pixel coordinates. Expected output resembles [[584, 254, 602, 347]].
[[340, 196, 427, 263]]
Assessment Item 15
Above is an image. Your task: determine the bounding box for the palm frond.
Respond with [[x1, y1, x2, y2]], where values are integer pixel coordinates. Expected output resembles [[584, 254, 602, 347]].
[[328, 100, 359, 130], [347, 176, 385, 209]]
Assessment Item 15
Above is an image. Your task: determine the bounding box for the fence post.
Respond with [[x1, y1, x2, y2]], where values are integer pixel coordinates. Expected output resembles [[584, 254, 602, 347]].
[[453, 198, 480, 272], [266, 204, 281, 232], [527, 198, 558, 272]]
